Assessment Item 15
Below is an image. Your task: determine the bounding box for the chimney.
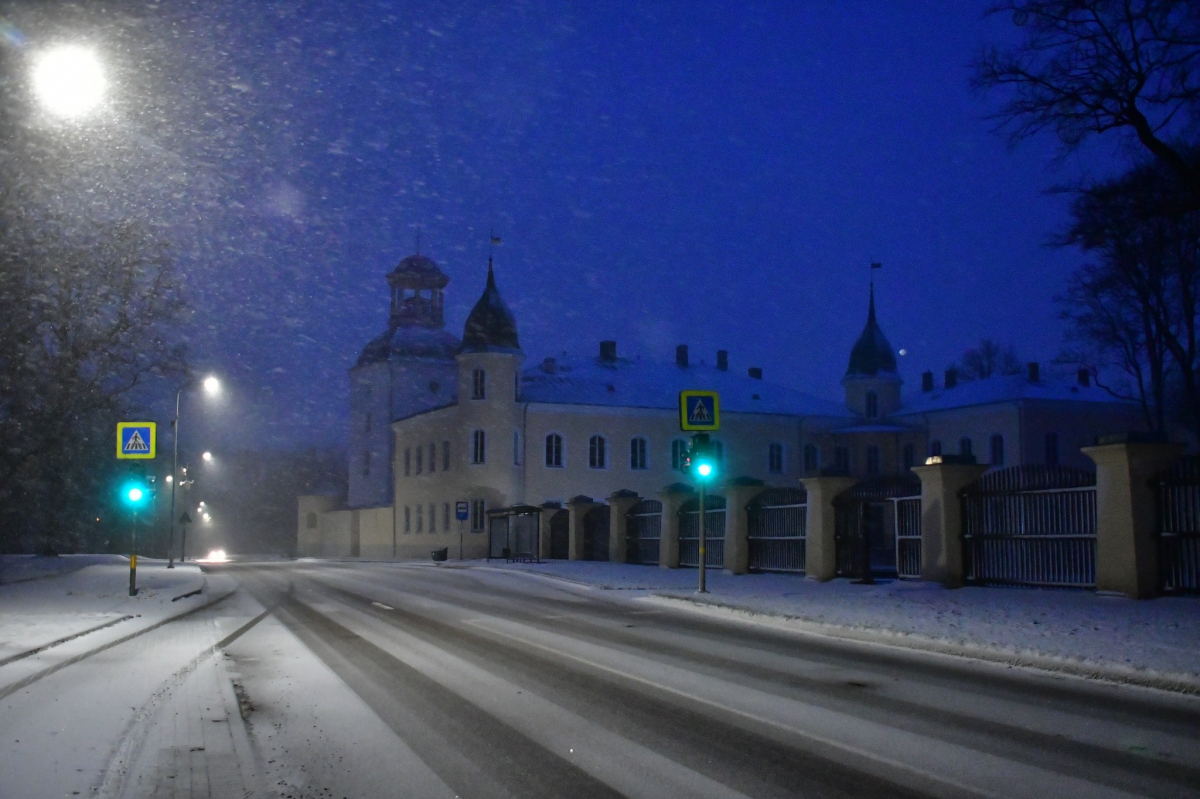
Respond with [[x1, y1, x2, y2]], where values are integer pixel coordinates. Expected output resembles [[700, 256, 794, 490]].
[[748, 366, 762, 380], [922, 371, 934, 392], [1078, 368, 1091, 387], [600, 340, 617, 362], [716, 350, 728, 371], [1028, 362, 1040, 382], [541, 357, 556, 373], [676, 344, 689, 367], [945, 368, 958, 390]]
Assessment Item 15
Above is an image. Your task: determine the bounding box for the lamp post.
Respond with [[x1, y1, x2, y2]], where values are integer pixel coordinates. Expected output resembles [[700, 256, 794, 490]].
[[169, 376, 219, 568]]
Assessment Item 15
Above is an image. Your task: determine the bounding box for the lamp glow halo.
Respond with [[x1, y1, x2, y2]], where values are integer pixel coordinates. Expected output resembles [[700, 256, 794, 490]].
[[32, 45, 106, 118]]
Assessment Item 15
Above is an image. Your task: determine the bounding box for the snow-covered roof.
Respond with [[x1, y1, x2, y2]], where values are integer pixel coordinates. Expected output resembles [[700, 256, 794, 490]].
[[896, 372, 1131, 415], [520, 356, 848, 417]]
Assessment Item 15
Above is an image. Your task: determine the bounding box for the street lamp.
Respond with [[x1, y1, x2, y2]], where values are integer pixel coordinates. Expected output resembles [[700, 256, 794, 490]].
[[169, 375, 219, 567], [31, 44, 106, 119], [201, 451, 214, 463]]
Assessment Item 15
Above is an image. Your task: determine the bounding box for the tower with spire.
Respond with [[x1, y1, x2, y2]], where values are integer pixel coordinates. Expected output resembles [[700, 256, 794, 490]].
[[348, 248, 462, 509], [842, 282, 903, 419]]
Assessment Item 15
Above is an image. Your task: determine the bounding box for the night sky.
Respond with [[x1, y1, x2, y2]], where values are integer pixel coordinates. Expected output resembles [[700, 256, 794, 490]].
[[6, 1, 1125, 454]]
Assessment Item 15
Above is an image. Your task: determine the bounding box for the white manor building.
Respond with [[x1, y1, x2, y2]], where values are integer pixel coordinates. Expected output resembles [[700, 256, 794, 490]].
[[298, 248, 1143, 562]]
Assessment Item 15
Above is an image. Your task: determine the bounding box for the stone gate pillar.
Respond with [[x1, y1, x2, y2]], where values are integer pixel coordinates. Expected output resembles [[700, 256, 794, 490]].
[[657, 483, 693, 569], [607, 490, 641, 564], [911, 459, 988, 588], [1083, 435, 1185, 599], [799, 474, 858, 581], [723, 479, 765, 576]]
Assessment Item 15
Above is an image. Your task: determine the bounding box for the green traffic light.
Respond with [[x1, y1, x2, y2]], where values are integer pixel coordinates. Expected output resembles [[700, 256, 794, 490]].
[[697, 462, 713, 478], [127, 487, 143, 502]]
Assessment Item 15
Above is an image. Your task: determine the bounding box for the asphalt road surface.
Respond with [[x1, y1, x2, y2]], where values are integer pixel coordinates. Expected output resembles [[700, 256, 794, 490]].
[[209, 561, 1200, 799]]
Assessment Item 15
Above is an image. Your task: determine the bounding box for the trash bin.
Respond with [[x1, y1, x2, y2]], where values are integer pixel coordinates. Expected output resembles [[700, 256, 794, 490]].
[[431, 547, 449, 562]]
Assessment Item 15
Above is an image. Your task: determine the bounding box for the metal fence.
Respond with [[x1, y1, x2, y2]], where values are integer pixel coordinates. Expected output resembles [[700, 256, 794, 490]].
[[679, 495, 726, 568], [895, 497, 921, 579], [747, 487, 807, 573], [1155, 455, 1200, 593], [961, 466, 1096, 588], [625, 499, 662, 565]]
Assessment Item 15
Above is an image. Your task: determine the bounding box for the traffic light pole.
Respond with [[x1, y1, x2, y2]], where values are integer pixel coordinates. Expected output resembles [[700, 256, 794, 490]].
[[129, 510, 138, 596], [697, 483, 708, 594]]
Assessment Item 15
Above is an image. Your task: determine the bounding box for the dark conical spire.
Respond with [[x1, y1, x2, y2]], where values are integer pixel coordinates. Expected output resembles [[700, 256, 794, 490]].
[[845, 282, 897, 378], [461, 256, 520, 353]]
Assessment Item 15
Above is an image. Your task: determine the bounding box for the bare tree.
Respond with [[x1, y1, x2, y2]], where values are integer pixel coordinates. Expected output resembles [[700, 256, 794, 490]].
[[973, 1, 1200, 201], [1057, 160, 1200, 439], [956, 339, 1023, 380]]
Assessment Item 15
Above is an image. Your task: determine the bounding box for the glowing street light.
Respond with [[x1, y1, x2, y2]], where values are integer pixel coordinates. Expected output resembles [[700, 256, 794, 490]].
[[203, 375, 220, 396], [201, 451, 213, 463], [169, 375, 221, 566], [32, 45, 106, 118]]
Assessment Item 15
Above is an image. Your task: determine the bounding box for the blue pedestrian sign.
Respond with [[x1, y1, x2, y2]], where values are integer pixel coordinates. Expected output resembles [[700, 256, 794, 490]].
[[679, 391, 720, 431], [455, 501, 469, 521], [116, 422, 157, 459]]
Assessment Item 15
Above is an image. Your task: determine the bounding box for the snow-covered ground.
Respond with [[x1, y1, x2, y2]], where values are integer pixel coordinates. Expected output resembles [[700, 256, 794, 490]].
[[479, 560, 1200, 683], [0, 553, 126, 585]]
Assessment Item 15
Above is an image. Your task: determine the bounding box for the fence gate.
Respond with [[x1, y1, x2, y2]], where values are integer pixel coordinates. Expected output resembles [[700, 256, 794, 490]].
[[1155, 455, 1200, 593], [747, 488, 807, 573], [835, 476, 921, 579], [583, 505, 611, 561], [548, 509, 569, 559], [679, 495, 726, 568], [894, 496, 922, 579], [625, 499, 662, 565], [960, 466, 1096, 588]]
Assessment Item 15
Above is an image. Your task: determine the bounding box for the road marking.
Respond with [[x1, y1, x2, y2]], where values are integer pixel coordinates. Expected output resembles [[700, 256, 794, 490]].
[[371, 602, 394, 611]]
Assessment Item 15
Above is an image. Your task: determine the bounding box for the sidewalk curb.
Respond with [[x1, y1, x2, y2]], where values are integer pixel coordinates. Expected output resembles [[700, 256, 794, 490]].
[[646, 594, 1200, 697]]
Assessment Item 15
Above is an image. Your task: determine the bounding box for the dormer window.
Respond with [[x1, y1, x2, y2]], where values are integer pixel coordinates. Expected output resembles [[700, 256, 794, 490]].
[[471, 369, 486, 400], [865, 391, 878, 419]]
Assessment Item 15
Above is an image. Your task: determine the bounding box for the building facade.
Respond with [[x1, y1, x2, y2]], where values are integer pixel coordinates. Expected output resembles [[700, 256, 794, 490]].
[[301, 251, 1144, 561]]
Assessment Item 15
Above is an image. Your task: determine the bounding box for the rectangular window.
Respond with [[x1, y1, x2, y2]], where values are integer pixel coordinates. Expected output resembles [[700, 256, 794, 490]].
[[471, 499, 485, 531], [545, 434, 563, 467], [415, 445, 423, 475], [990, 434, 1005, 466], [589, 435, 607, 469], [768, 442, 783, 474], [513, 430, 521, 466], [903, 443, 915, 471], [803, 444, 819, 473], [930, 440, 942, 457], [404, 448, 411, 476], [1045, 432, 1059, 467], [472, 430, 486, 464], [834, 446, 850, 473], [430, 504, 437, 533], [865, 445, 880, 476], [630, 437, 647, 470], [960, 437, 973, 458], [671, 439, 687, 471], [443, 440, 450, 471], [404, 506, 411, 533], [472, 368, 486, 400], [443, 502, 450, 532], [416, 504, 423, 533], [429, 443, 436, 473]]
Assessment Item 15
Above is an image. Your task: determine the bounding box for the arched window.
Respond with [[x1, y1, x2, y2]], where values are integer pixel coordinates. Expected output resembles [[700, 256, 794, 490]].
[[803, 444, 820, 473], [929, 440, 942, 457], [545, 434, 563, 467], [471, 429, 486, 464], [865, 390, 879, 419], [589, 435, 607, 469], [959, 437, 973, 458], [671, 439, 688, 471], [768, 442, 784, 474], [865, 445, 881, 476], [630, 437, 648, 470], [1045, 432, 1059, 467], [990, 434, 1005, 466], [471, 368, 486, 400]]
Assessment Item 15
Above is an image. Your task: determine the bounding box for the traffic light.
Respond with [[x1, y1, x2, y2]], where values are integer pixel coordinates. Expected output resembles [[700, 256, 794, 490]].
[[121, 478, 150, 508], [685, 434, 718, 484]]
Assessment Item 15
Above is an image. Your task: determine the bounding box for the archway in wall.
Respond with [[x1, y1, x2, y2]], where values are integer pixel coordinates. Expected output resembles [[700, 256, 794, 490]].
[[549, 509, 569, 559], [583, 505, 611, 561]]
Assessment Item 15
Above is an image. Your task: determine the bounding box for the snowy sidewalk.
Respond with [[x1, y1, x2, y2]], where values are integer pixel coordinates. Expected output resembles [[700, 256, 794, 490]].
[[477, 560, 1200, 688]]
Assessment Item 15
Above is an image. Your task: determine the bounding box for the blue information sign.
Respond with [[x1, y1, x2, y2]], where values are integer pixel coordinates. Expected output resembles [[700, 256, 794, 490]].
[[455, 501, 469, 521]]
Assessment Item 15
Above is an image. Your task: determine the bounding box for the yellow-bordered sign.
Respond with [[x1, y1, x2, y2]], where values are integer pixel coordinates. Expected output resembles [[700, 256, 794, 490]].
[[116, 422, 157, 459], [679, 391, 719, 431]]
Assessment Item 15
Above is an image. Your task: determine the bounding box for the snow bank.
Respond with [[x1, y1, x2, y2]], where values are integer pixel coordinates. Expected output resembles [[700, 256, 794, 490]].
[[482, 561, 1200, 682]]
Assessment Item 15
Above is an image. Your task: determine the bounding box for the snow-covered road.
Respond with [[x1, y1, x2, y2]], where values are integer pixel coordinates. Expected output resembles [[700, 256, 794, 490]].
[[2, 560, 1199, 798]]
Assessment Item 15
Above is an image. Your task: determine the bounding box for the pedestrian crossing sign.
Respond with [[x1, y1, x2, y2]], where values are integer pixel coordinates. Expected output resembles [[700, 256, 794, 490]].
[[117, 422, 157, 459], [679, 391, 719, 431]]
